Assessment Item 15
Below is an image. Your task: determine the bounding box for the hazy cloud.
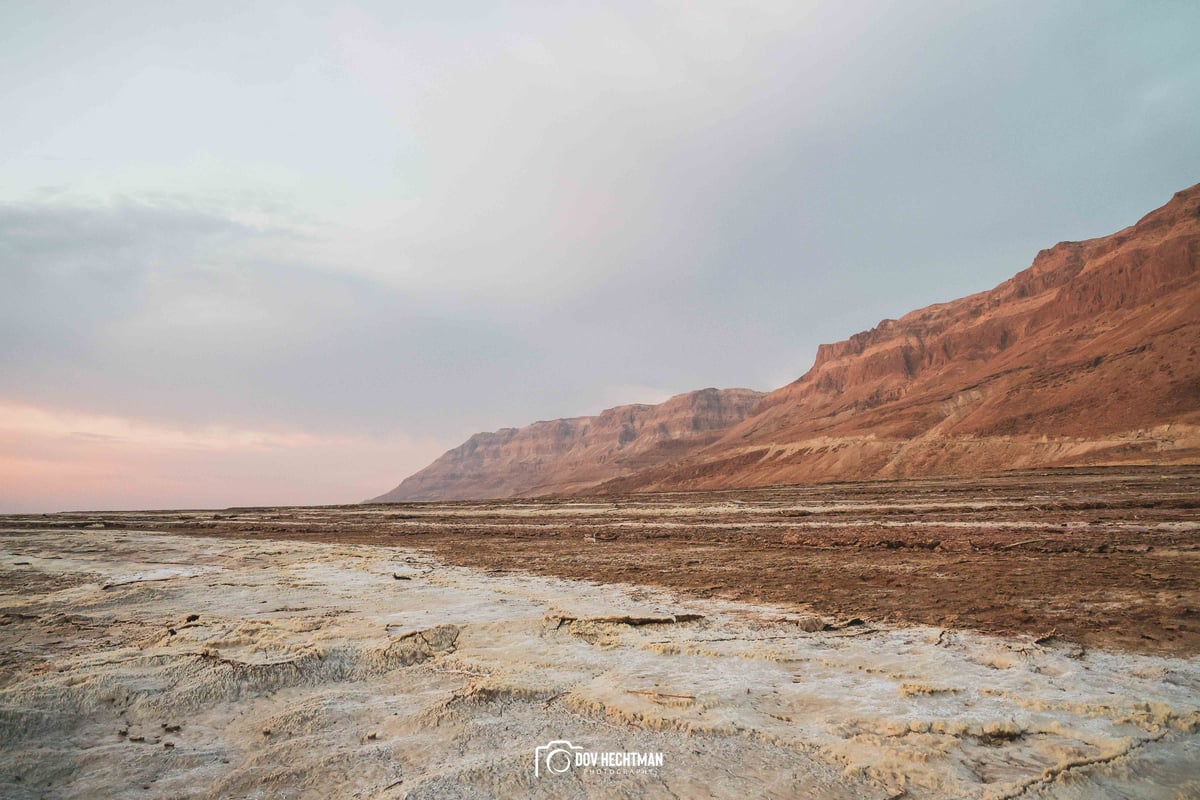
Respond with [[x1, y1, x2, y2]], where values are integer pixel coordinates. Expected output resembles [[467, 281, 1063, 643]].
[[0, 199, 538, 438], [1, 0, 1198, 509], [0, 401, 445, 512]]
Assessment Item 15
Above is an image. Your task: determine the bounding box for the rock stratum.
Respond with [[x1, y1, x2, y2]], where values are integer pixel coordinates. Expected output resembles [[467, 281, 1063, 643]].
[[372, 387, 764, 501], [379, 184, 1200, 500]]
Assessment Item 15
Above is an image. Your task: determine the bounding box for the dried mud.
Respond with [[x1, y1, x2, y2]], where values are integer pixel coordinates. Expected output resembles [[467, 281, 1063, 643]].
[[15, 466, 1190, 657], [1, 466, 1197, 798]]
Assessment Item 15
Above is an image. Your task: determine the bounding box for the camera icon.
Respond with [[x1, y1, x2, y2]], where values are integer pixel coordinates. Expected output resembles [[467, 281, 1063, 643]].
[[534, 740, 583, 777]]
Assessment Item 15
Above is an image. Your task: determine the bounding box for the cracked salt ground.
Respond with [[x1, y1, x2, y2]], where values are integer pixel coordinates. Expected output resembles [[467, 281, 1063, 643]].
[[1, 531, 1197, 799]]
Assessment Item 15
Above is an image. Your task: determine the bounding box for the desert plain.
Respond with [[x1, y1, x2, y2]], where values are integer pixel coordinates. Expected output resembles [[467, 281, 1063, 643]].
[[1, 466, 1198, 799]]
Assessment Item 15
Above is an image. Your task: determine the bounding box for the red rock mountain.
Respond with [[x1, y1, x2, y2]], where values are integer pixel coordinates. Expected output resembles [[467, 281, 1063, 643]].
[[376, 184, 1200, 501], [604, 183, 1200, 492], [372, 387, 764, 501]]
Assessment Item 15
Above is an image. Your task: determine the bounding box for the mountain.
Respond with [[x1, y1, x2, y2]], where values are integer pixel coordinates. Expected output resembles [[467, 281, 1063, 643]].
[[375, 184, 1200, 501], [601, 183, 1200, 492], [371, 387, 764, 501]]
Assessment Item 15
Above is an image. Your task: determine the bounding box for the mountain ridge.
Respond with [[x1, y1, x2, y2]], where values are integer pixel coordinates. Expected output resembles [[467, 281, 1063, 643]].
[[374, 183, 1200, 501], [599, 182, 1200, 493], [371, 387, 764, 501]]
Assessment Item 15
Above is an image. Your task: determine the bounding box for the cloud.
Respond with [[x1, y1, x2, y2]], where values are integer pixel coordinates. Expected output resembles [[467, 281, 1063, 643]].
[[0, 198, 539, 438], [0, 400, 445, 512], [326, 3, 881, 301], [0, 402, 338, 451], [2, 1, 1198, 510]]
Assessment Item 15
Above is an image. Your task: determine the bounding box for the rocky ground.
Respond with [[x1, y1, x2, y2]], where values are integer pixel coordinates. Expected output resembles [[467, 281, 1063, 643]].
[[1, 466, 1197, 798]]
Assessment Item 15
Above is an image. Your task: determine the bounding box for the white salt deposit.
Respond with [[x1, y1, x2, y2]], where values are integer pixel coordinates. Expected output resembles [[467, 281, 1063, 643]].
[[0, 531, 1196, 799]]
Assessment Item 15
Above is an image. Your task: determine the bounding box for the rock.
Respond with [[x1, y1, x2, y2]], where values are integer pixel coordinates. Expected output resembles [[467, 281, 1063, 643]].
[[370, 388, 765, 501], [379, 183, 1200, 497]]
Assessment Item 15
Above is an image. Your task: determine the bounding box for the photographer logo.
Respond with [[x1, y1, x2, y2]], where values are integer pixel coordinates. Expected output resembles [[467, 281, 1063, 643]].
[[534, 740, 584, 777], [534, 739, 664, 778]]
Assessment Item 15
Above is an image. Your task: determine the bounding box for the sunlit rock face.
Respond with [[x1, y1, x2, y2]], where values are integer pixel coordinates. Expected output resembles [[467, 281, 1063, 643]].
[[373, 387, 764, 501], [601, 184, 1200, 493], [382, 185, 1200, 501]]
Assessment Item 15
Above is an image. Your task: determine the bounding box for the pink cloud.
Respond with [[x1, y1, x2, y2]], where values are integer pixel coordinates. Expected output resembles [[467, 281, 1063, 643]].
[[0, 402, 446, 512]]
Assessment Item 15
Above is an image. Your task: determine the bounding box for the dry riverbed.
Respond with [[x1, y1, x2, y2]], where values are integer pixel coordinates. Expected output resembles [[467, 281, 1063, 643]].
[[1, 467, 1198, 797]]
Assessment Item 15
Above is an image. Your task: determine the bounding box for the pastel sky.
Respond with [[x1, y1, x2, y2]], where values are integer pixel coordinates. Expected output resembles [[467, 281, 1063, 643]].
[[2, 1, 1198, 512]]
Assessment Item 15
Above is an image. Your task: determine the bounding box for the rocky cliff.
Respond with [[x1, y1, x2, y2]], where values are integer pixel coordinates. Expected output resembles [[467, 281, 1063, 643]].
[[602, 183, 1200, 492], [371, 387, 763, 501], [376, 184, 1200, 501]]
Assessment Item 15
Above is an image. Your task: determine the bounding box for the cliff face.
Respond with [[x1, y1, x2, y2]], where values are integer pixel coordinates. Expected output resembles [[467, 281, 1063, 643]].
[[371, 387, 763, 501], [376, 184, 1200, 502], [602, 184, 1200, 492]]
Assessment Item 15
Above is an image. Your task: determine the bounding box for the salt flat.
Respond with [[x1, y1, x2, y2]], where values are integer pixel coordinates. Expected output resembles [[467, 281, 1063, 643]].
[[1, 528, 1197, 799]]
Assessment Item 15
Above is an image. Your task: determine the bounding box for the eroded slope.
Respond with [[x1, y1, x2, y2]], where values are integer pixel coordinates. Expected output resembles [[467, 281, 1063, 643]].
[[374, 387, 763, 501], [607, 184, 1200, 492]]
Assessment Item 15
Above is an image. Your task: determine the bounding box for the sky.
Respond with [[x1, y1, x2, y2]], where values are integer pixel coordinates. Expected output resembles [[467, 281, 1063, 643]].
[[1, 1, 1198, 512]]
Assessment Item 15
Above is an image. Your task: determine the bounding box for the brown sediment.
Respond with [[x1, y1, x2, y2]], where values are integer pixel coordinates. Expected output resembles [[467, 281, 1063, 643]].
[[1, 505, 1198, 799], [6, 465, 1197, 657]]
